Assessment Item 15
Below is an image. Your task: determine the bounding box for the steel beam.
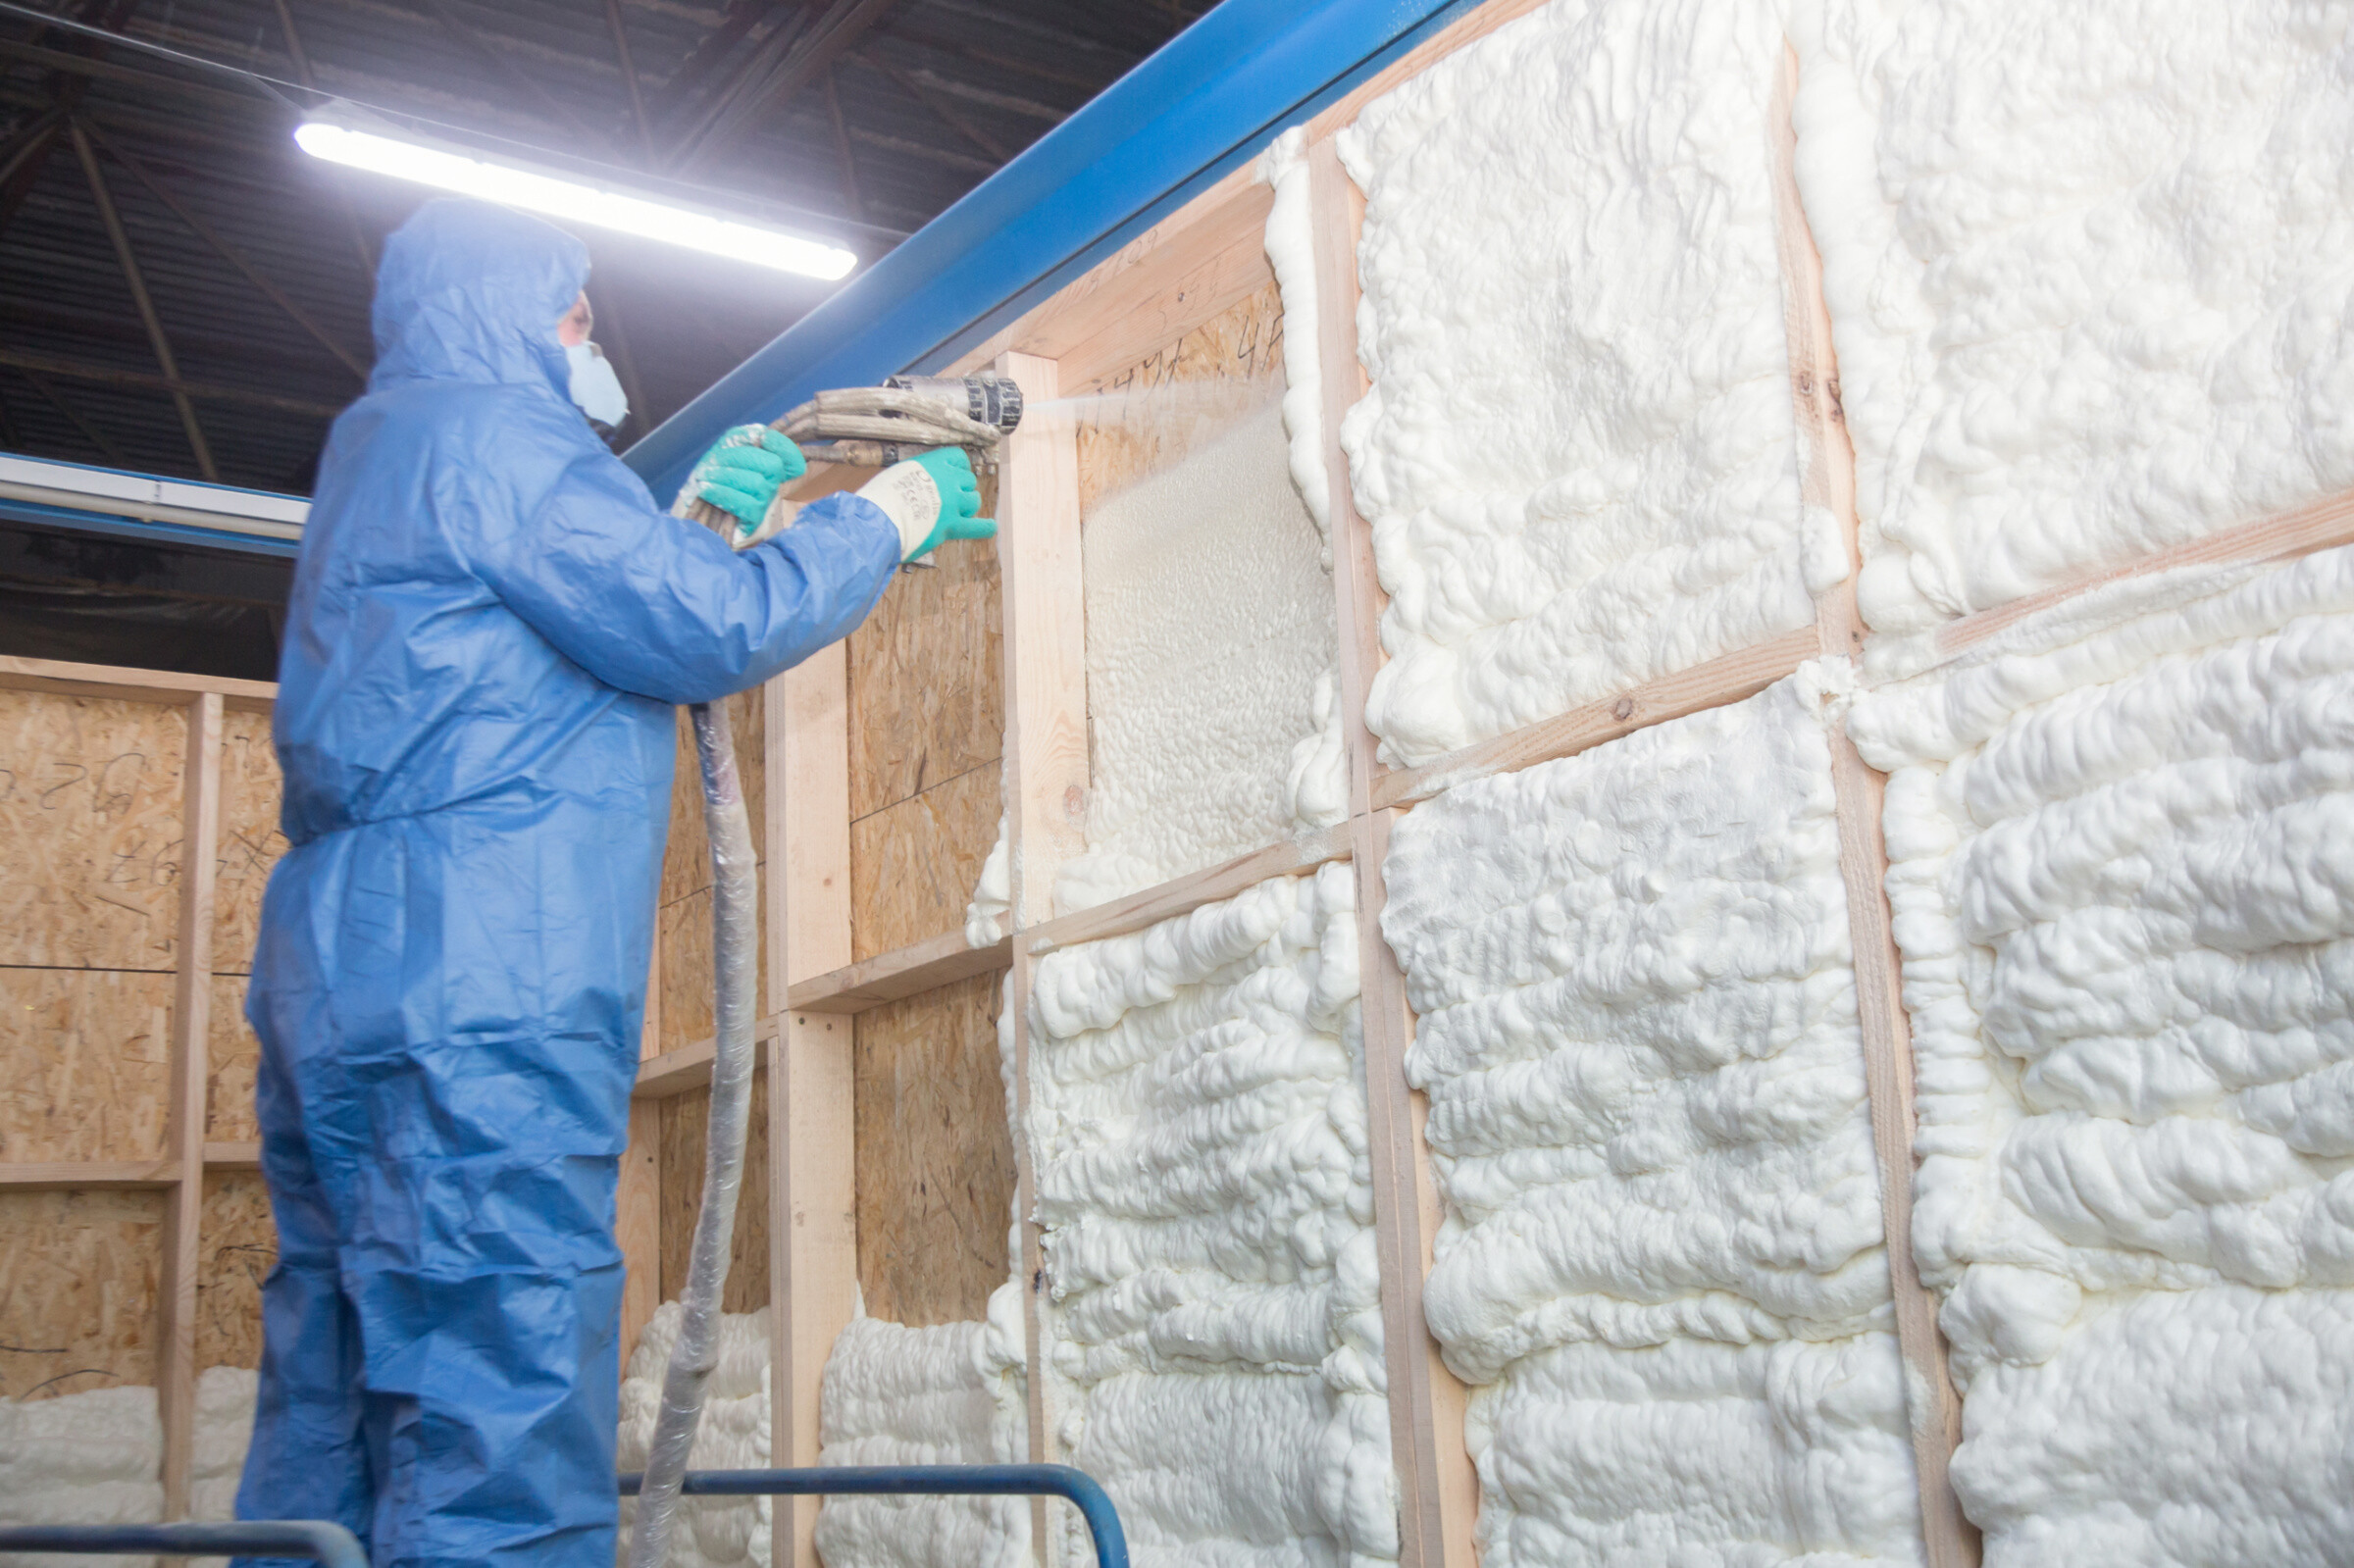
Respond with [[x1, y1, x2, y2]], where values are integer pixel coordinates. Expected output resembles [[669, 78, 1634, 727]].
[[68, 117, 218, 480]]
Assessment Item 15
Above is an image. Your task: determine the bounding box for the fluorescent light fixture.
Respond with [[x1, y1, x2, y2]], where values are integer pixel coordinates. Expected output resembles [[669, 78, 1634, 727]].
[[294, 117, 858, 280]]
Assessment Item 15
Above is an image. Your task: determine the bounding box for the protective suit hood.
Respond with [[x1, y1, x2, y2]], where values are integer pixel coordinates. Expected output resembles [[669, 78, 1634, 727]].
[[369, 197, 586, 400]]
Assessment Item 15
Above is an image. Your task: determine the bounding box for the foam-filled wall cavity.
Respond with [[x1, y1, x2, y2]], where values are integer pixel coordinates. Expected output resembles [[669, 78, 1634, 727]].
[[1791, 0, 2354, 642], [1380, 676, 1920, 1566], [814, 1301, 1029, 1568], [1848, 546, 2354, 1563], [1056, 402, 1339, 914], [1329, 0, 1835, 768], [0, 1383, 162, 1568], [1023, 864, 1393, 1568], [617, 1304, 773, 1568], [188, 1367, 258, 1568]]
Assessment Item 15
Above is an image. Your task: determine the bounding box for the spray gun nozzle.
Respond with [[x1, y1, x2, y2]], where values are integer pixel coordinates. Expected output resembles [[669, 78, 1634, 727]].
[[882, 374, 1024, 434]]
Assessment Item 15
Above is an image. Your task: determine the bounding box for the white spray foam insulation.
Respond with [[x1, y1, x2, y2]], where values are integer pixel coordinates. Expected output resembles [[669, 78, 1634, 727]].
[[1848, 544, 2354, 1563], [1256, 126, 1330, 550], [1380, 676, 1921, 1566], [1024, 865, 1394, 1568], [188, 1366, 257, 1526], [0, 1384, 163, 1568], [1330, 0, 1837, 768], [617, 1304, 774, 1568], [184, 1367, 259, 1568], [814, 1301, 1030, 1568], [1057, 402, 1339, 914], [1790, 0, 2354, 640], [967, 810, 1010, 947]]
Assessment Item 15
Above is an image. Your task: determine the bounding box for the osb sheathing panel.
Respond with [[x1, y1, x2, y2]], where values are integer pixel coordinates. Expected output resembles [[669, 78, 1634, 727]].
[[0, 966, 172, 1161], [658, 1071, 770, 1313], [847, 538, 1004, 821], [207, 971, 261, 1144], [0, 1188, 162, 1400], [213, 703, 286, 975], [659, 888, 715, 1056], [1075, 278, 1287, 516], [854, 973, 1014, 1327], [196, 1171, 276, 1371], [849, 761, 999, 962], [0, 687, 188, 970]]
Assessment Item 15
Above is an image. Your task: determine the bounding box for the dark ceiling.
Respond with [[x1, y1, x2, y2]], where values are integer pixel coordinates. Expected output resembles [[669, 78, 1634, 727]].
[[0, 0, 1202, 494]]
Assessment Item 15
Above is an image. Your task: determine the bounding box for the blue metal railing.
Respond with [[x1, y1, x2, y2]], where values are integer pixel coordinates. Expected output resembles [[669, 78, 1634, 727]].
[[0, 1465, 1124, 1568], [0, 1521, 366, 1568], [619, 1464, 1128, 1568]]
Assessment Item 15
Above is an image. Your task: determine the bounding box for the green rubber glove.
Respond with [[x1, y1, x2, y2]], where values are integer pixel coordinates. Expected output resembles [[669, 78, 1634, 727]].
[[689, 427, 806, 533], [904, 447, 997, 560]]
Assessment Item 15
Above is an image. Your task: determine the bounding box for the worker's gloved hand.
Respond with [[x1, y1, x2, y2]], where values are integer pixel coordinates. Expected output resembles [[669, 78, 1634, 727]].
[[689, 427, 806, 543], [858, 446, 998, 562]]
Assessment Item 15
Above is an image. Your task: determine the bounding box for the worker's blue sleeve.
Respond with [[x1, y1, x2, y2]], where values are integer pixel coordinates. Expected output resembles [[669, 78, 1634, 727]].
[[469, 412, 901, 706]]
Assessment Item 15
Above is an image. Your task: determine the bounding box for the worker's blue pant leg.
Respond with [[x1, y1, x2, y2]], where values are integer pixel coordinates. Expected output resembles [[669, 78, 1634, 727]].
[[231, 803, 647, 1568]]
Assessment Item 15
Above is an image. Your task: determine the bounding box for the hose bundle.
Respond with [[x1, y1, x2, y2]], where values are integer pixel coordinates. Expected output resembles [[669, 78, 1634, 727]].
[[627, 505, 769, 1568]]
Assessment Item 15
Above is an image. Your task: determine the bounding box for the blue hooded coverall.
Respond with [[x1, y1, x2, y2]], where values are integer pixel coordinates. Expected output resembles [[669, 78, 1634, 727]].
[[233, 198, 899, 1567]]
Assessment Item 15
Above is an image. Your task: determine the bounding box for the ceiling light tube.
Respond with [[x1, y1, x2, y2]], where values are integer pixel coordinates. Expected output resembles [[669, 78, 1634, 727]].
[[293, 113, 858, 281]]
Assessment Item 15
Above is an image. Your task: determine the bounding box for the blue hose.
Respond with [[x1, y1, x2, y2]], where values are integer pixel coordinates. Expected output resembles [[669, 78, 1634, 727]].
[[0, 1521, 367, 1568], [617, 1464, 1130, 1568]]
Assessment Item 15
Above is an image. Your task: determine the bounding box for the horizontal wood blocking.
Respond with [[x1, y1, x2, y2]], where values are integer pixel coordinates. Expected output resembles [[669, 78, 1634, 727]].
[[1026, 822, 1353, 956], [788, 928, 1012, 1015], [0, 1140, 261, 1188], [1935, 484, 2354, 661], [0, 1158, 176, 1188], [0, 654, 277, 710], [635, 1014, 784, 1100], [1371, 628, 1820, 811]]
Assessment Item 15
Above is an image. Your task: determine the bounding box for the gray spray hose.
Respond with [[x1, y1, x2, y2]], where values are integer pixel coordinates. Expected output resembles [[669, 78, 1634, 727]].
[[627, 696, 760, 1568]]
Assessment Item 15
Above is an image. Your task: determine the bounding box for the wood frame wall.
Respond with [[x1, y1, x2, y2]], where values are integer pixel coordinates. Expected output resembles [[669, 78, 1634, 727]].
[[721, 5, 2354, 1568], [0, 655, 271, 1517], [15, 1, 2354, 1557]]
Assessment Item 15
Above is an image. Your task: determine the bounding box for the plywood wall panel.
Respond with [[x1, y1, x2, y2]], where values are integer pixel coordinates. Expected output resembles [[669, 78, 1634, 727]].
[[0, 1188, 163, 1399], [0, 966, 172, 1161], [852, 973, 1014, 1327], [0, 688, 188, 970], [194, 1171, 275, 1371], [848, 762, 999, 962], [846, 540, 1004, 822], [212, 704, 285, 972], [657, 1072, 772, 1314], [206, 971, 261, 1143], [659, 886, 715, 1056], [1075, 279, 1287, 515], [663, 705, 711, 909]]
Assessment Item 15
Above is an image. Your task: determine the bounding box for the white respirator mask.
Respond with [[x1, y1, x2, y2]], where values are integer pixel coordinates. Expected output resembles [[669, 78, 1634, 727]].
[[565, 340, 629, 430]]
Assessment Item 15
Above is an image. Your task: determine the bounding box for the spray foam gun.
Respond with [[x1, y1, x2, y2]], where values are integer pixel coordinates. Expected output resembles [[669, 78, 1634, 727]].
[[676, 374, 1025, 569]]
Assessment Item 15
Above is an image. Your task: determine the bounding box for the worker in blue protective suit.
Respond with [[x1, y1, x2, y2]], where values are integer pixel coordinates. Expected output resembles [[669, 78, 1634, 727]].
[[232, 196, 993, 1568]]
